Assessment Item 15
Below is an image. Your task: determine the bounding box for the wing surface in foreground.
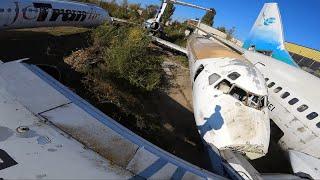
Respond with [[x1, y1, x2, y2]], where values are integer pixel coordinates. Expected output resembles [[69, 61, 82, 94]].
[[0, 60, 228, 179]]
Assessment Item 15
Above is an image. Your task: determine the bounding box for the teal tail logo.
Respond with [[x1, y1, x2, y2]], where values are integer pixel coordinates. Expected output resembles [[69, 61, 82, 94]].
[[243, 3, 299, 68], [264, 17, 276, 26]]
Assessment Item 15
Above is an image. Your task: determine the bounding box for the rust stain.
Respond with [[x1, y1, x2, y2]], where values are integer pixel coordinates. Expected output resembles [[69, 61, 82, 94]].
[[297, 127, 305, 133], [188, 36, 245, 60], [53, 124, 138, 168]]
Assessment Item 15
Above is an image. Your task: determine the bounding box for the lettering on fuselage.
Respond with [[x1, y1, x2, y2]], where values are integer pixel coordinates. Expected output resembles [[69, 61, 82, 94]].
[[1, 2, 101, 26], [33, 3, 87, 22], [267, 100, 275, 111]]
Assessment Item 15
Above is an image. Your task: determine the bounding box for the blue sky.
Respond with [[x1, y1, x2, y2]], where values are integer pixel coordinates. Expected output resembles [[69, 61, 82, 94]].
[[120, 0, 320, 50]]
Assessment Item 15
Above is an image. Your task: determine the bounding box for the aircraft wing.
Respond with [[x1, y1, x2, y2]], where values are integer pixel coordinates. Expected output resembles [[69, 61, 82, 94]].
[[151, 36, 187, 55], [111, 17, 139, 25], [0, 60, 227, 179]]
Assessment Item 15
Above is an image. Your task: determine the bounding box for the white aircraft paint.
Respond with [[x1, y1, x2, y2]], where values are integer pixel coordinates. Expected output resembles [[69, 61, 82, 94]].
[[0, 0, 111, 30], [187, 35, 270, 160], [244, 50, 320, 179], [152, 2, 320, 178], [238, 3, 320, 178]]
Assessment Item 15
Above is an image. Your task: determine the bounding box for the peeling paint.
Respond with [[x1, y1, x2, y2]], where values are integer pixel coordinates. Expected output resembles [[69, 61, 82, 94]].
[[37, 136, 51, 145], [297, 127, 305, 133], [0, 126, 13, 142], [47, 148, 57, 152]]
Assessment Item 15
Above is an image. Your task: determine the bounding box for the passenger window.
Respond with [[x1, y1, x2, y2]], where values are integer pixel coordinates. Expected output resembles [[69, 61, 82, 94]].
[[194, 64, 204, 81], [316, 122, 320, 128], [267, 82, 275, 88], [281, 92, 290, 99], [228, 72, 241, 80], [209, 73, 221, 85], [288, 98, 299, 105], [215, 79, 232, 94], [297, 105, 308, 112], [307, 112, 318, 120], [274, 87, 282, 93], [265, 78, 269, 82]]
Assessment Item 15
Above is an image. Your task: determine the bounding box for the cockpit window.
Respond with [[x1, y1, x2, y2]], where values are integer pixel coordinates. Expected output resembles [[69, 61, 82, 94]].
[[229, 86, 247, 102], [194, 64, 204, 81], [260, 96, 267, 109], [209, 73, 221, 85], [215, 79, 232, 94], [247, 94, 267, 110], [247, 94, 260, 109], [215, 81, 266, 110], [228, 85, 266, 110], [227, 72, 241, 80]]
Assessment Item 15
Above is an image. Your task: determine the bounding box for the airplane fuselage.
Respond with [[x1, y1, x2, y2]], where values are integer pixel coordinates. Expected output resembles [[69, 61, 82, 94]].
[[187, 35, 270, 160], [0, 0, 110, 30], [244, 50, 320, 178]]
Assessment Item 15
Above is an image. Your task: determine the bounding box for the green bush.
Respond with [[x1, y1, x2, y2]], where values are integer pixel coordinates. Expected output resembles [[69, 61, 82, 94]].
[[91, 24, 163, 91]]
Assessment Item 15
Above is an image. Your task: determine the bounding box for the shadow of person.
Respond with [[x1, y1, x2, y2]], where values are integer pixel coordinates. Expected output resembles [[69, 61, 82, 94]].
[[198, 105, 224, 138]]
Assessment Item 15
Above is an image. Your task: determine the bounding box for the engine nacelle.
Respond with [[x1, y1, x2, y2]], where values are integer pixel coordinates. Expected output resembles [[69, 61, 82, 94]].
[[145, 19, 162, 33]]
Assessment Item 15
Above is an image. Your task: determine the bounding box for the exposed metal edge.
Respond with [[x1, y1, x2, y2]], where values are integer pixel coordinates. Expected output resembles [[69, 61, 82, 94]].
[[23, 63, 226, 179]]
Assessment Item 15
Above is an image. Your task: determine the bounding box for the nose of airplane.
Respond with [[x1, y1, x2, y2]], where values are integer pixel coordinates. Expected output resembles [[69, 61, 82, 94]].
[[196, 101, 270, 159]]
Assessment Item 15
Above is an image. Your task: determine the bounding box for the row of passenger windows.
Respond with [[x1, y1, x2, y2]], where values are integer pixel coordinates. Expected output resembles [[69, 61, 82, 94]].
[[265, 78, 319, 121]]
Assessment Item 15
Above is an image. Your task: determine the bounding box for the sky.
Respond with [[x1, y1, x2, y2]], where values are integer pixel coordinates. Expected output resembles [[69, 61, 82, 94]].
[[121, 0, 320, 50]]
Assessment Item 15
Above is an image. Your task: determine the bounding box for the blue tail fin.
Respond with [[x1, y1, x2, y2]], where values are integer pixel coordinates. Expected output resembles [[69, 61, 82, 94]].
[[243, 3, 299, 67]]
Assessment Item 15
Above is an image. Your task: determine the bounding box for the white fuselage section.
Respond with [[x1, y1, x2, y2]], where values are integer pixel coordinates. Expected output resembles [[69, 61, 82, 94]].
[[244, 50, 320, 178], [187, 36, 270, 159], [0, 0, 110, 30]]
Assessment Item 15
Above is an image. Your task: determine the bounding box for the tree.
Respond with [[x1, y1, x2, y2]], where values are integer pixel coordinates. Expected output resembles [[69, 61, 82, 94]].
[[122, 0, 128, 9], [142, 4, 159, 19], [201, 8, 216, 27], [217, 26, 226, 33], [226, 27, 236, 40], [161, 2, 175, 24]]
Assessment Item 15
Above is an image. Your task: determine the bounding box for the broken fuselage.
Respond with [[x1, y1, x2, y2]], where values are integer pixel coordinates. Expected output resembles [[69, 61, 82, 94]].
[[187, 35, 270, 159]]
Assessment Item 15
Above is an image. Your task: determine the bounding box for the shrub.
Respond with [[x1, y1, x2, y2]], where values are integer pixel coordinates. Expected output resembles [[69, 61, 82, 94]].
[[91, 24, 163, 91]]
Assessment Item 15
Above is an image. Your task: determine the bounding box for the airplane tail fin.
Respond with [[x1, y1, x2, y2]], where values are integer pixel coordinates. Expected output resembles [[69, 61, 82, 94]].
[[242, 3, 298, 67]]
